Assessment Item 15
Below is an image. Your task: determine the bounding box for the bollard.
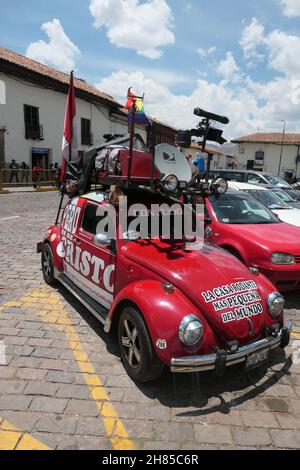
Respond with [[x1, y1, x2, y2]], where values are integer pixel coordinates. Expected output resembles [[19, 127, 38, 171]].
[[0, 169, 9, 194]]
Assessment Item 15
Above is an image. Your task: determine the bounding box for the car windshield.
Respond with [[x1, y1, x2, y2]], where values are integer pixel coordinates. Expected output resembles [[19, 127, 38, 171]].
[[263, 174, 291, 188], [209, 194, 280, 225], [209, 171, 244, 182], [243, 189, 290, 210], [272, 189, 294, 203], [284, 188, 300, 200]]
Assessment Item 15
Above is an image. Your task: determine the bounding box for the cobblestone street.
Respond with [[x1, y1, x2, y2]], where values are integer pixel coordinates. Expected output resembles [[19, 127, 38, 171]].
[[0, 191, 300, 450]]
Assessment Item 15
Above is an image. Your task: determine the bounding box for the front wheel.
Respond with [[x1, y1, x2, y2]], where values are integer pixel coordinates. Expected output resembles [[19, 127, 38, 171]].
[[118, 306, 164, 383], [41, 244, 57, 286]]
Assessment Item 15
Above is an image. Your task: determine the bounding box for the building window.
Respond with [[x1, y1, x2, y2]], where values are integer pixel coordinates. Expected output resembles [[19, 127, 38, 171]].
[[81, 118, 92, 146], [255, 150, 264, 167], [24, 105, 42, 140]]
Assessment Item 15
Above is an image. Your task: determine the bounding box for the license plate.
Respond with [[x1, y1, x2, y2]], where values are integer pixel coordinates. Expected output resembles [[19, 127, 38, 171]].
[[245, 348, 270, 369]]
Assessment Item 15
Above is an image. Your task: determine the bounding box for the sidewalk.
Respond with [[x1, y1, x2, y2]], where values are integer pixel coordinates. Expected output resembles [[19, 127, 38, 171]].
[[1, 187, 58, 194]]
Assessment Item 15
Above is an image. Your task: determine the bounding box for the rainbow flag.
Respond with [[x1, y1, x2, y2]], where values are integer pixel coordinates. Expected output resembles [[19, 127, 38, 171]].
[[126, 89, 151, 125]]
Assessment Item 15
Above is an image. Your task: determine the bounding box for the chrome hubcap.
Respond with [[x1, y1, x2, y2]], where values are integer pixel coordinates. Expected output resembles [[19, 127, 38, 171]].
[[121, 319, 141, 368], [42, 252, 51, 277]]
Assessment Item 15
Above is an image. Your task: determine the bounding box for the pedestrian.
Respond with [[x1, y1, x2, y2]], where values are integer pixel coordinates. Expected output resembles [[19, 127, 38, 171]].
[[21, 162, 29, 183], [32, 161, 43, 189], [54, 163, 61, 190], [9, 159, 19, 183]]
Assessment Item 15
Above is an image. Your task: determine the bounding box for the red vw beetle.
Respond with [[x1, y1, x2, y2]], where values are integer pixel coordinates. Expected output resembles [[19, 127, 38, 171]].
[[38, 189, 292, 383], [205, 191, 300, 292]]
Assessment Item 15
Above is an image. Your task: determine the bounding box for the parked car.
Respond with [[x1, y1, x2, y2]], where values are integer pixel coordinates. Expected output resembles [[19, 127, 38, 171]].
[[227, 182, 300, 228], [208, 169, 292, 189], [38, 190, 291, 382], [205, 191, 300, 291], [269, 188, 300, 209]]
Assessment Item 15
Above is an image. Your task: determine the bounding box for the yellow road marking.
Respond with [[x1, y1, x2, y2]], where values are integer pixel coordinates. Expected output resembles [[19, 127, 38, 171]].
[[292, 332, 300, 340], [0, 417, 50, 451], [1, 286, 136, 451]]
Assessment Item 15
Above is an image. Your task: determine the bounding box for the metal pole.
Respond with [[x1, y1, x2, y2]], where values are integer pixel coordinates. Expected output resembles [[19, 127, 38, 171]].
[[278, 120, 286, 176], [127, 99, 136, 187]]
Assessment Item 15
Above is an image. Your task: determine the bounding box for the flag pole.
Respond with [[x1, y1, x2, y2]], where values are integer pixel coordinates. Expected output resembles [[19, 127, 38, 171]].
[[56, 71, 73, 225], [69, 71, 74, 164], [127, 97, 136, 188]]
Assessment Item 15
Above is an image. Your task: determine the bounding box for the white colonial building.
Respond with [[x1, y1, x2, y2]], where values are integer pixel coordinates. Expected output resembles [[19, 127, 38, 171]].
[[231, 133, 300, 182], [0, 47, 177, 172]]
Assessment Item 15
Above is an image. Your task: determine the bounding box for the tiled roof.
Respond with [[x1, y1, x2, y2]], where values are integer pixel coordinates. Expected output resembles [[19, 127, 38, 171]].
[[0, 46, 178, 132], [0, 46, 117, 105], [232, 132, 300, 145], [189, 142, 225, 155]]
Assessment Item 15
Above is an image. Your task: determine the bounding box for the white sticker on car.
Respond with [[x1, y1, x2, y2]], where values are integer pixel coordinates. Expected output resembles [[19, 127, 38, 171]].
[[201, 280, 262, 323]]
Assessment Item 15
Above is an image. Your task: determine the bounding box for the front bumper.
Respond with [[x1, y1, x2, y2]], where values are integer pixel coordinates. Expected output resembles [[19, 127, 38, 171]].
[[171, 321, 292, 374]]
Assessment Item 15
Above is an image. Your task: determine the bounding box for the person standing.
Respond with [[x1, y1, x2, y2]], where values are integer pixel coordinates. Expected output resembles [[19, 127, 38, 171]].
[[32, 161, 43, 189], [9, 159, 19, 183], [21, 162, 29, 183], [54, 163, 61, 190]]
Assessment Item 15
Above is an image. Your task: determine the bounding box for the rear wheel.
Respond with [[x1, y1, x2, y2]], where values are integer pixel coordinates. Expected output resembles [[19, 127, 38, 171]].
[[118, 306, 164, 383], [41, 244, 57, 286]]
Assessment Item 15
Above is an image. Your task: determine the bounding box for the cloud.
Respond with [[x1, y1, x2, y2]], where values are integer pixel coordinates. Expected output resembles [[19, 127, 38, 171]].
[[96, 69, 260, 138], [240, 17, 265, 61], [26, 19, 80, 73], [241, 17, 300, 77], [217, 51, 240, 81], [280, 0, 300, 17], [196, 46, 216, 58], [89, 0, 175, 59]]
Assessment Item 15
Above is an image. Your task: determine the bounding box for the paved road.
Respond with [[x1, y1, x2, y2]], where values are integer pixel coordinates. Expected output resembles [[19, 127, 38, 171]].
[[0, 191, 300, 450]]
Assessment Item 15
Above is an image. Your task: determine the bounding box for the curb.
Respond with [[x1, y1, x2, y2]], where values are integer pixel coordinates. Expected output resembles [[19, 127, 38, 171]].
[[35, 188, 58, 193]]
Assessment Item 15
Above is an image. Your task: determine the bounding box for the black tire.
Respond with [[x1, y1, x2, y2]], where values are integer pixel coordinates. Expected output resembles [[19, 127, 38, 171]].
[[118, 306, 164, 383], [41, 244, 57, 286]]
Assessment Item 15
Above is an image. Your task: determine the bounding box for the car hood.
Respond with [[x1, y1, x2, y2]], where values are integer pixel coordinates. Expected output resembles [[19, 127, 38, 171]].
[[271, 208, 300, 227], [121, 240, 268, 344], [227, 222, 300, 252]]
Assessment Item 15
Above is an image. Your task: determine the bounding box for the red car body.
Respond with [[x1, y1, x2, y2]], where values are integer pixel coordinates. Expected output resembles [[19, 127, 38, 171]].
[[39, 191, 291, 382], [206, 196, 300, 292]]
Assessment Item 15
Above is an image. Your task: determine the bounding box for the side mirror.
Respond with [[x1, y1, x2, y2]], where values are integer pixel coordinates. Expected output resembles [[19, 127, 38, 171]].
[[94, 233, 113, 247], [122, 230, 140, 241], [204, 216, 212, 225]]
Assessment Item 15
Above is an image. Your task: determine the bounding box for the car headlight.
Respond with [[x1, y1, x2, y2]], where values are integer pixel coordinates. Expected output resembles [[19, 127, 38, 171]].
[[163, 175, 179, 192], [211, 178, 228, 195], [271, 253, 295, 265], [268, 292, 285, 318], [179, 314, 204, 346]]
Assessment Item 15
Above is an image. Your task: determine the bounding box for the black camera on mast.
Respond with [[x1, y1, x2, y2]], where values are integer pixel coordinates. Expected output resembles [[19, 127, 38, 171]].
[[176, 107, 230, 148]]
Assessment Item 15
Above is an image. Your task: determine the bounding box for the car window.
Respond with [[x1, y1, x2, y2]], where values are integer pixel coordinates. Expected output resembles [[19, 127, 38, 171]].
[[209, 194, 280, 225], [81, 204, 108, 235], [209, 171, 244, 182], [247, 173, 264, 184], [284, 189, 300, 200], [263, 174, 290, 188], [272, 190, 293, 203], [243, 190, 289, 209]]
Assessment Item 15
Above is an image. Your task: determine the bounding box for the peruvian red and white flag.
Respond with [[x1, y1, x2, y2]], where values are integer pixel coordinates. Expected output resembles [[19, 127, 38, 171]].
[[61, 71, 78, 183]]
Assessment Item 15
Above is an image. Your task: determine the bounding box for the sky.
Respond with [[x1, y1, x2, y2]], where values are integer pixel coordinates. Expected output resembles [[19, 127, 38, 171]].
[[1, 0, 300, 140]]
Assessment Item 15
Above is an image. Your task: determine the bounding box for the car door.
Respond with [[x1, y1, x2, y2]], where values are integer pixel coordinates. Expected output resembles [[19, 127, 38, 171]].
[[65, 200, 116, 309]]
